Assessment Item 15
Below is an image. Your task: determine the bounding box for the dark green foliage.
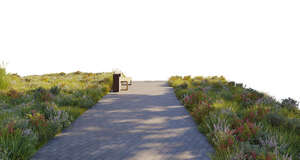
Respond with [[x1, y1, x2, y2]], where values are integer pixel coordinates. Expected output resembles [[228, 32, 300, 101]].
[[210, 82, 223, 92], [295, 124, 300, 135], [219, 88, 234, 101], [55, 94, 74, 106], [174, 88, 188, 99], [191, 79, 202, 86], [236, 83, 244, 88], [281, 98, 299, 111], [177, 82, 188, 89], [50, 86, 61, 95], [246, 88, 264, 100], [59, 72, 66, 76], [33, 87, 51, 102], [266, 113, 286, 127], [228, 81, 236, 87], [286, 118, 296, 130]]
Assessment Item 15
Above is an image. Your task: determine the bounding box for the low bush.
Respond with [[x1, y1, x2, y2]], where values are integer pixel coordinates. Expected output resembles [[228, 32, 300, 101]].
[[281, 98, 299, 111], [50, 86, 61, 95], [168, 76, 184, 88], [33, 87, 52, 102], [266, 113, 286, 127], [0, 126, 37, 160]]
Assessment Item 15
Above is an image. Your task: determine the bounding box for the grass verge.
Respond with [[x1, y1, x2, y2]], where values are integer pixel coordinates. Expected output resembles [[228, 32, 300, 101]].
[[0, 71, 112, 159]]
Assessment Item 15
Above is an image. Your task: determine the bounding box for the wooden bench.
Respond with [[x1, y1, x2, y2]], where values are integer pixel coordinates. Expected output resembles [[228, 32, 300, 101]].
[[120, 81, 128, 91]]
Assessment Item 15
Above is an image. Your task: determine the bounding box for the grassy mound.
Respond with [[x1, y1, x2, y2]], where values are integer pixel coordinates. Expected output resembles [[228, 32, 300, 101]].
[[169, 76, 300, 160]]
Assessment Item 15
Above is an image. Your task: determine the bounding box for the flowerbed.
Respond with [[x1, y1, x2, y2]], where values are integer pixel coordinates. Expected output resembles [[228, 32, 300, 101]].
[[169, 76, 300, 160], [0, 71, 112, 159]]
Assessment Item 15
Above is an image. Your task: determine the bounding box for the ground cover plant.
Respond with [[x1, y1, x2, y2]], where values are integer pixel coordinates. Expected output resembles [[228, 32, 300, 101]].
[[0, 68, 112, 160], [169, 76, 300, 160]]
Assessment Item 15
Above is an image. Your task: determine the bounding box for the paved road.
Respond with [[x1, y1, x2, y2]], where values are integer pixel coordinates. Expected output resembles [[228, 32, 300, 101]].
[[33, 81, 213, 160]]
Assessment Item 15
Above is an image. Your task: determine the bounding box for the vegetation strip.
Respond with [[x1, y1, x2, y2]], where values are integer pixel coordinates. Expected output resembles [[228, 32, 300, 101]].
[[168, 76, 300, 160], [0, 67, 112, 160]]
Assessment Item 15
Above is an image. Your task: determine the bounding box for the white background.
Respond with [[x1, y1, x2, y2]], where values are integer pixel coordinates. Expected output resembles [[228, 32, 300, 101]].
[[1, 0, 300, 102]]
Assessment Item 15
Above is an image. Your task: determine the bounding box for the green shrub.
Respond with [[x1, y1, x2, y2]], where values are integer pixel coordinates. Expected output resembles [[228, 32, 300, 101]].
[[103, 78, 112, 91], [33, 87, 52, 102], [23, 104, 70, 146], [285, 118, 300, 135], [255, 96, 279, 107], [73, 71, 82, 74], [78, 97, 95, 108], [59, 106, 86, 121], [55, 94, 75, 106], [6, 89, 24, 105], [281, 98, 299, 111], [174, 88, 188, 99], [191, 103, 214, 124], [177, 82, 188, 89], [266, 113, 286, 127], [85, 87, 103, 102], [220, 88, 233, 101], [168, 76, 183, 87], [238, 88, 264, 108], [50, 86, 60, 95], [59, 72, 66, 76], [183, 75, 191, 81], [191, 79, 202, 86], [102, 84, 111, 93], [227, 81, 236, 87], [210, 81, 224, 92], [295, 124, 300, 136], [232, 121, 259, 142]]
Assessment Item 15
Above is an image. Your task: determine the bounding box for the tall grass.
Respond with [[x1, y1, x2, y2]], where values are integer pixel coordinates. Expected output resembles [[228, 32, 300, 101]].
[[0, 66, 9, 89]]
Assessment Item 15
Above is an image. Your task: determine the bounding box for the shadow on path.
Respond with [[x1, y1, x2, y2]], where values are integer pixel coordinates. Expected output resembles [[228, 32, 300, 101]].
[[32, 81, 214, 160]]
